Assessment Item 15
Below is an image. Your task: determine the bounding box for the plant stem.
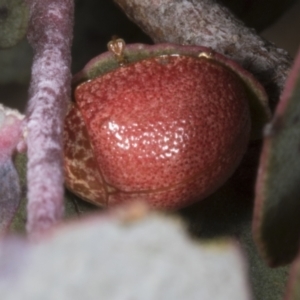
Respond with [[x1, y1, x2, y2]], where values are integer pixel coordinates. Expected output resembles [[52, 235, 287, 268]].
[[25, 0, 74, 239]]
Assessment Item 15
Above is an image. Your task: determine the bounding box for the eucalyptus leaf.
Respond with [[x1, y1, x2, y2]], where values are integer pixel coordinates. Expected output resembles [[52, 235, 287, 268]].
[[0, 0, 29, 49], [180, 176, 289, 300], [253, 49, 300, 266], [0, 212, 252, 300]]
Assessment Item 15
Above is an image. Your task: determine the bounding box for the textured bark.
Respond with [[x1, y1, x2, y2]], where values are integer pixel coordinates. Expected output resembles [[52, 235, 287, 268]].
[[25, 0, 74, 239], [114, 0, 292, 110]]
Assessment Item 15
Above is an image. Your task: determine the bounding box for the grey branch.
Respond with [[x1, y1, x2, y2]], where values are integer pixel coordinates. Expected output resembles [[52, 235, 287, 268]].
[[114, 0, 293, 110]]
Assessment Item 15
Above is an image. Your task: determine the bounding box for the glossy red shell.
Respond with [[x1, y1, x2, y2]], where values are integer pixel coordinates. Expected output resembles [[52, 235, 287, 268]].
[[64, 54, 251, 209]]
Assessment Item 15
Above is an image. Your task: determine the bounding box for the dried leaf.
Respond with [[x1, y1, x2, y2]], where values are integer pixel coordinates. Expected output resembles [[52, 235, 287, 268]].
[[0, 0, 29, 49], [253, 48, 300, 266]]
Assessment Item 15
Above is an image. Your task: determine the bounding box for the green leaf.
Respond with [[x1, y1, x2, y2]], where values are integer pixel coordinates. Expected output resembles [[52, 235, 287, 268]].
[[253, 49, 300, 266], [181, 175, 289, 300], [0, 0, 29, 49]]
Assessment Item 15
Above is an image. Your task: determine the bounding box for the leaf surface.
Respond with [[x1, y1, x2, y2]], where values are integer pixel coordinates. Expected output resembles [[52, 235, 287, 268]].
[[253, 48, 300, 266], [0, 211, 252, 300]]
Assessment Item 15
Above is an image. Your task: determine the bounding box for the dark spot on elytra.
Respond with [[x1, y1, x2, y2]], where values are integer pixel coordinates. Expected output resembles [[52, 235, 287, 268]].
[[0, 6, 9, 21]]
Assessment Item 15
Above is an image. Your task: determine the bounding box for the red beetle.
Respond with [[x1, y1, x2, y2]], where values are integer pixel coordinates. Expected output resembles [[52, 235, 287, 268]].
[[64, 39, 269, 210]]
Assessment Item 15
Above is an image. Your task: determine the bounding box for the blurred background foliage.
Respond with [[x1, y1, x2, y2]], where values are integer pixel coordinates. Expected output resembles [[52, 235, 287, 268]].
[[0, 0, 28, 49], [221, 0, 297, 32]]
